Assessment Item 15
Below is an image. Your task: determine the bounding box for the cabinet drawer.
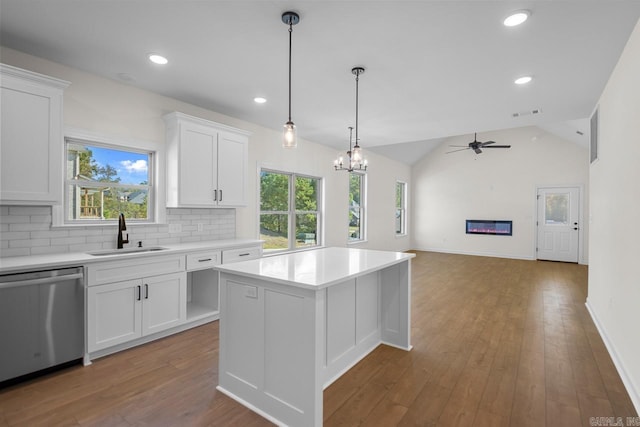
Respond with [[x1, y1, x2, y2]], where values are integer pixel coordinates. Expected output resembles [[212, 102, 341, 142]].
[[88, 255, 185, 286], [186, 250, 222, 271], [222, 246, 262, 264]]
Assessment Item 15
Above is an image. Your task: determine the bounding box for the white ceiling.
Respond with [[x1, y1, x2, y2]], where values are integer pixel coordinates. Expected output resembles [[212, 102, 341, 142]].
[[2, 1, 639, 164]]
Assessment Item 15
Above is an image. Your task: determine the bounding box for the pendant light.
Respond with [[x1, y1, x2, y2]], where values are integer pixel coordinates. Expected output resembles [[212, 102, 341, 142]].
[[282, 11, 299, 149], [334, 67, 368, 171]]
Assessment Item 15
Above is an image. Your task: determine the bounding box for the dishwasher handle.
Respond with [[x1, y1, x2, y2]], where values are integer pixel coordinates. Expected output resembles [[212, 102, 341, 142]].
[[0, 272, 84, 289]]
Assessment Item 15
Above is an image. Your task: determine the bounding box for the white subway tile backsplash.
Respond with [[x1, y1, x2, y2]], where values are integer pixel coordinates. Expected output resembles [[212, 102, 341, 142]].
[[8, 206, 51, 216], [10, 238, 50, 248], [0, 247, 30, 257], [0, 205, 236, 257]]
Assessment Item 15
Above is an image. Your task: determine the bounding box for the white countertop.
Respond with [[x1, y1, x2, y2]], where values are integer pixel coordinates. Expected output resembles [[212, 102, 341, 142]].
[[215, 247, 415, 290], [0, 239, 262, 274]]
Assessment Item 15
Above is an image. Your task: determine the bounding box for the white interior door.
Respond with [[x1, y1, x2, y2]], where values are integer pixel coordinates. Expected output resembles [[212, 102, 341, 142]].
[[536, 187, 580, 262]]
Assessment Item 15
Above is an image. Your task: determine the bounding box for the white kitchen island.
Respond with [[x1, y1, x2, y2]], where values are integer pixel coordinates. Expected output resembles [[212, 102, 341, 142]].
[[214, 247, 414, 426]]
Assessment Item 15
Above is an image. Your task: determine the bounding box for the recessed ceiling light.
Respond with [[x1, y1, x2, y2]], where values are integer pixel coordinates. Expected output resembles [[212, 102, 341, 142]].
[[514, 76, 533, 85], [254, 97, 267, 104], [148, 54, 168, 65], [504, 10, 530, 27]]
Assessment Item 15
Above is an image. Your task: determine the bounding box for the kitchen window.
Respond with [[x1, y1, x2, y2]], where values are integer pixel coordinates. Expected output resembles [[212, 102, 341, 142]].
[[396, 181, 407, 235], [64, 137, 154, 223], [259, 169, 322, 252], [348, 172, 366, 242]]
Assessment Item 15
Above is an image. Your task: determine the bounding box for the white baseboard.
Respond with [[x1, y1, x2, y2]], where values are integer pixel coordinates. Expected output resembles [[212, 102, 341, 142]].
[[412, 246, 535, 261], [585, 300, 640, 414]]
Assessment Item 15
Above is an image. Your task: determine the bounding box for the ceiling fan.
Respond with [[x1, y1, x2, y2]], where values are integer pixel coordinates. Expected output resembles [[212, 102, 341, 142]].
[[446, 133, 511, 154]]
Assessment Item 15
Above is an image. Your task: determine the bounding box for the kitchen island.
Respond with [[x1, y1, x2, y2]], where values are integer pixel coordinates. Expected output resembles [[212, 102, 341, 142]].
[[214, 247, 414, 426]]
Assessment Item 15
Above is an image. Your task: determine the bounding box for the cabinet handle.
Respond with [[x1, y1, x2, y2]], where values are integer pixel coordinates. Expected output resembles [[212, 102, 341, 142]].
[[199, 258, 212, 262], [137, 285, 141, 301], [219, 190, 223, 202], [145, 284, 149, 299], [213, 189, 217, 201], [239, 253, 250, 257]]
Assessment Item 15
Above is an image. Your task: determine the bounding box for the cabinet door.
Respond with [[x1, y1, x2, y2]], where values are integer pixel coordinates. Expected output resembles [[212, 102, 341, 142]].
[[178, 123, 217, 206], [0, 67, 67, 204], [217, 131, 248, 206], [142, 272, 187, 336], [87, 279, 142, 352]]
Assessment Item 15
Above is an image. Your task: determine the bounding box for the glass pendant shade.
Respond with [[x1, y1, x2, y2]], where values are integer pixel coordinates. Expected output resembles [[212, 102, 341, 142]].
[[351, 144, 363, 164], [283, 121, 297, 149]]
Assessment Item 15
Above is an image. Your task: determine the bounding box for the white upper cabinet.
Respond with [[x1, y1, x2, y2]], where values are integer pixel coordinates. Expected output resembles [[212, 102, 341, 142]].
[[164, 112, 250, 207], [0, 64, 70, 205]]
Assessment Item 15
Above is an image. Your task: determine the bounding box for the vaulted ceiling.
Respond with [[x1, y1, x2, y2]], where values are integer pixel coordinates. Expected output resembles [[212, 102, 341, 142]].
[[2, 1, 639, 163]]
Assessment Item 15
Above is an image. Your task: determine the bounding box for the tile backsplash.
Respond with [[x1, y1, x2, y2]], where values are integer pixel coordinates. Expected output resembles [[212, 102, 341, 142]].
[[0, 206, 236, 258]]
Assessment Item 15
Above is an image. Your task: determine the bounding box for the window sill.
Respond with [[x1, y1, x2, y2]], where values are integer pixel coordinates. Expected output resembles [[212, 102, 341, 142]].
[[347, 239, 368, 245], [262, 245, 324, 257], [51, 221, 163, 229]]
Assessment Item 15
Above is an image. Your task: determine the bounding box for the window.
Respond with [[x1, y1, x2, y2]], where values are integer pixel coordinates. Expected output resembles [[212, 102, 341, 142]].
[[65, 138, 153, 222], [348, 172, 366, 242], [396, 181, 407, 235], [260, 169, 322, 252]]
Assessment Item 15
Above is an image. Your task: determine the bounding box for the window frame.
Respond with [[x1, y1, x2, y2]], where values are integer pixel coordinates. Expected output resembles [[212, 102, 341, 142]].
[[348, 171, 367, 244], [53, 127, 165, 227], [259, 167, 323, 254], [395, 180, 408, 236]]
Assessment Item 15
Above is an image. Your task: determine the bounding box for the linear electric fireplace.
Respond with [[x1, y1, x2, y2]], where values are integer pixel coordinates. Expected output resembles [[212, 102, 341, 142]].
[[466, 220, 512, 236]]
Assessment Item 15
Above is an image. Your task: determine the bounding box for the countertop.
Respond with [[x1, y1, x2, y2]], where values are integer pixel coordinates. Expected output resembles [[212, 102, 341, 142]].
[[0, 239, 263, 274], [215, 247, 415, 290]]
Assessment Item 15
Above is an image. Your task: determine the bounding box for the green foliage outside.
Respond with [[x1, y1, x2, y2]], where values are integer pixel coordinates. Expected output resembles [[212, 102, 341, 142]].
[[76, 148, 148, 220], [349, 173, 362, 239], [260, 171, 319, 250]]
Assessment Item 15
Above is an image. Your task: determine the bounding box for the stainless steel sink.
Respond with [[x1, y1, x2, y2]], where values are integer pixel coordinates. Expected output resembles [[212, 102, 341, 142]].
[[87, 246, 168, 256]]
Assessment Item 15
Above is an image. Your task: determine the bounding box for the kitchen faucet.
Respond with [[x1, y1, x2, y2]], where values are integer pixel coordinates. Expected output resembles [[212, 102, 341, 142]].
[[117, 213, 129, 249]]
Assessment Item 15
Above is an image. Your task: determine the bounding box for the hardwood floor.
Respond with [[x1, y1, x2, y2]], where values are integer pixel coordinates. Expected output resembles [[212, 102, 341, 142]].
[[0, 252, 636, 426]]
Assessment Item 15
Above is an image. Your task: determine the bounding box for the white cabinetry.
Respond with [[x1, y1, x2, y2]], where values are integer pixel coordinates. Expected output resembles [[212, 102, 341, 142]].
[[164, 112, 250, 207], [0, 64, 69, 205], [186, 245, 262, 322], [87, 255, 186, 353]]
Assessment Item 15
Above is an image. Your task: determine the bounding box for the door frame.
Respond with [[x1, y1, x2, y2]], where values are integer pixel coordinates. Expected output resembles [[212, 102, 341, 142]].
[[534, 184, 585, 264]]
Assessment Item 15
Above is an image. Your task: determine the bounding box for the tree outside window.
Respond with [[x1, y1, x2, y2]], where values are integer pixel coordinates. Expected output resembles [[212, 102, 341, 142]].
[[396, 181, 407, 235], [260, 169, 321, 252], [65, 139, 152, 222], [349, 172, 365, 242]]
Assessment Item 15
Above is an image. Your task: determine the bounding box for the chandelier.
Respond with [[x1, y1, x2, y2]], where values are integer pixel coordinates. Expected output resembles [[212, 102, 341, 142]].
[[334, 67, 367, 171]]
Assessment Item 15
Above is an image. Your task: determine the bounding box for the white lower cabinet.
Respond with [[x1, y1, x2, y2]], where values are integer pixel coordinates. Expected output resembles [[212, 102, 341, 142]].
[[87, 272, 186, 353], [85, 244, 262, 358]]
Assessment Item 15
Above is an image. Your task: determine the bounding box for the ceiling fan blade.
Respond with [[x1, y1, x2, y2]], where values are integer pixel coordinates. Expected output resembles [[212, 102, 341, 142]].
[[483, 145, 511, 148], [480, 141, 496, 146], [473, 147, 483, 154], [445, 147, 471, 154]]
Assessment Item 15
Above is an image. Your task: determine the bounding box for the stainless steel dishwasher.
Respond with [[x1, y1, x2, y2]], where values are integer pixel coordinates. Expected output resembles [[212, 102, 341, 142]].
[[0, 266, 84, 384]]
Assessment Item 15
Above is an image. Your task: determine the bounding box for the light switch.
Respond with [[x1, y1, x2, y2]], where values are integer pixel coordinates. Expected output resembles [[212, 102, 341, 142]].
[[244, 285, 258, 298]]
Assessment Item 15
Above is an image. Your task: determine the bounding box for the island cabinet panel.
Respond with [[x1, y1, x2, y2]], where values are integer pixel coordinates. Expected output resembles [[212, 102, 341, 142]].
[[219, 275, 321, 427], [380, 262, 411, 349], [326, 279, 357, 364], [263, 288, 316, 415]]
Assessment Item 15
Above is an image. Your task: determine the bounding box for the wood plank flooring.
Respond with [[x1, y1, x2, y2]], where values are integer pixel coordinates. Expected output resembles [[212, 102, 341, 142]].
[[1, 251, 636, 426]]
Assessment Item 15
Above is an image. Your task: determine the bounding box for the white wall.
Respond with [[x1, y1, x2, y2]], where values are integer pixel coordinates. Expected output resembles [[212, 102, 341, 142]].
[[587, 19, 640, 412], [0, 46, 411, 254], [411, 126, 589, 262]]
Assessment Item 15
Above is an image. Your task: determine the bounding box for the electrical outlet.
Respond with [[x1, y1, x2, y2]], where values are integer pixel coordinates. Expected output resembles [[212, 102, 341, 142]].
[[168, 223, 182, 233], [197, 223, 203, 232], [244, 285, 258, 298]]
